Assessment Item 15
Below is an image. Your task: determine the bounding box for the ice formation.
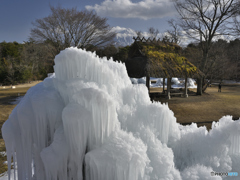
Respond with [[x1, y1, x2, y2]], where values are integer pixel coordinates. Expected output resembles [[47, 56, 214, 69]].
[[2, 47, 240, 180]]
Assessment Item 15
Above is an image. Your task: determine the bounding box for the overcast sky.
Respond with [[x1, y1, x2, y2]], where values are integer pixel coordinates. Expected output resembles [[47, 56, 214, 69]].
[[0, 0, 177, 43]]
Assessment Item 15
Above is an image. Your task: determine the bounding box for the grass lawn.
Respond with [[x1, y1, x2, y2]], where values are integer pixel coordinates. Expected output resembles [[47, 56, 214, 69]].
[[150, 84, 240, 130]]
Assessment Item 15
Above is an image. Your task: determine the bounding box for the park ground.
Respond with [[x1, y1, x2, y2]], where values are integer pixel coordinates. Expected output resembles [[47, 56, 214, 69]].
[[0, 81, 240, 174], [150, 83, 240, 130]]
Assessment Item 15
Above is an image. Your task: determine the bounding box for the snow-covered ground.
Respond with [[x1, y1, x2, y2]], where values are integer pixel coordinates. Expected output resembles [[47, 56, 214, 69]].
[[1, 48, 240, 180], [131, 77, 197, 88]]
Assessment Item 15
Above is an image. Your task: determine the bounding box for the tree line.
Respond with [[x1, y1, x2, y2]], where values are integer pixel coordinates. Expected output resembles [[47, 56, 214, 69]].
[[0, 40, 130, 85], [1, 1, 240, 94], [2, 36, 238, 86], [184, 39, 240, 81], [0, 41, 54, 85]]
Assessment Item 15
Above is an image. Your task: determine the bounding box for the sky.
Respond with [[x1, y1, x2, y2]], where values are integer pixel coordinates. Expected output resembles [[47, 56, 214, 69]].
[[0, 0, 177, 43]]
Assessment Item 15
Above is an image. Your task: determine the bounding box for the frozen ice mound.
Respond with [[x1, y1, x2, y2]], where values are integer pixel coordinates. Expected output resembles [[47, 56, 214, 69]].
[[2, 47, 240, 180], [172, 116, 240, 179], [85, 130, 151, 180]]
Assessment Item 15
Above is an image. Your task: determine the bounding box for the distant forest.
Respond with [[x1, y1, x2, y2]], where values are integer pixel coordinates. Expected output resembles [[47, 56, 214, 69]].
[[0, 38, 239, 85], [0, 40, 125, 85]]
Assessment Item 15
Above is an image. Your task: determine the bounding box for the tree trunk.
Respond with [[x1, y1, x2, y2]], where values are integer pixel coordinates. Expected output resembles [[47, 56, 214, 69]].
[[196, 78, 202, 95], [197, 48, 208, 95], [146, 75, 150, 91], [183, 76, 188, 98], [166, 77, 171, 99], [162, 77, 165, 93]]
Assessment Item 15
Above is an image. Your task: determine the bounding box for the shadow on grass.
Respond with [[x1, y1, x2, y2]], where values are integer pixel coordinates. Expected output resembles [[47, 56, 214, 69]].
[[0, 96, 19, 105]]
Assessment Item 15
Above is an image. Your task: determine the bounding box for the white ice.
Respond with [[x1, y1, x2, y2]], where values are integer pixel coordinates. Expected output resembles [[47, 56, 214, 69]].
[[1, 47, 240, 180]]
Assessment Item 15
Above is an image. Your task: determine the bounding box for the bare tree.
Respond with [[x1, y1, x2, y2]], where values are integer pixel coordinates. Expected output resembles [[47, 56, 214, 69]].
[[227, 38, 240, 80], [206, 39, 231, 81], [167, 19, 182, 44], [173, 0, 240, 94], [232, 16, 240, 35], [135, 30, 143, 38], [30, 6, 116, 54], [148, 27, 159, 39]]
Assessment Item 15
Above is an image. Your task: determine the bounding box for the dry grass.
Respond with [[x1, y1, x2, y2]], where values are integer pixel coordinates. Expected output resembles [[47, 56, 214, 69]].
[[151, 84, 240, 130]]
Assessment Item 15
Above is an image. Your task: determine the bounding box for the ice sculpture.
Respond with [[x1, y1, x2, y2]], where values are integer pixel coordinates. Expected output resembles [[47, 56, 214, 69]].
[[2, 47, 240, 180]]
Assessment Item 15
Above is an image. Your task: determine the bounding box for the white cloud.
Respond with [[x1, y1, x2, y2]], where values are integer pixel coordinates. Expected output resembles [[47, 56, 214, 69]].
[[86, 0, 176, 20]]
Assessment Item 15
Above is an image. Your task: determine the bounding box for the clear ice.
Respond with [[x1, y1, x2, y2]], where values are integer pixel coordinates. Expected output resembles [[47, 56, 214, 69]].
[[2, 47, 240, 180]]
